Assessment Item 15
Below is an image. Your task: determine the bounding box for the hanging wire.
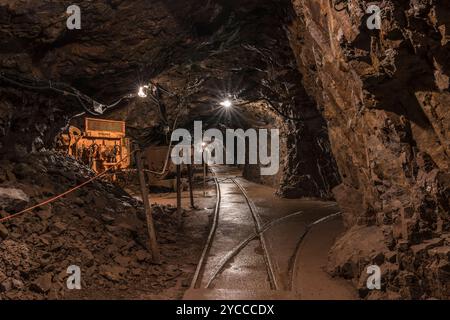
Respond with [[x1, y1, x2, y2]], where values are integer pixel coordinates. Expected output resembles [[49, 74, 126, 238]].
[[0, 71, 134, 116]]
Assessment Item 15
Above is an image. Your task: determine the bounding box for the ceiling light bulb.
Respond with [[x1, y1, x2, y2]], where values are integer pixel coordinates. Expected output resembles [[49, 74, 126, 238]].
[[220, 99, 232, 108], [138, 86, 147, 98]]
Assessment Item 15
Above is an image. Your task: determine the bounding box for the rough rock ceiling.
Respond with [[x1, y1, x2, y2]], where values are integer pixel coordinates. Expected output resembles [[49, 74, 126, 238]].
[[0, 0, 339, 198], [1, 0, 311, 120]]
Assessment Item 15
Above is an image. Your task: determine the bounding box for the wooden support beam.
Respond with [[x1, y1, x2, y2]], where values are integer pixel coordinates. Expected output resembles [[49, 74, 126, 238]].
[[176, 164, 182, 228], [135, 147, 161, 264], [203, 153, 207, 196], [187, 164, 195, 208]]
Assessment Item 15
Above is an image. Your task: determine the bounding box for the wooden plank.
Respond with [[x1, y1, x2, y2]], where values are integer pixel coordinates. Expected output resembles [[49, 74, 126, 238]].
[[187, 164, 195, 208], [136, 148, 161, 264], [177, 164, 182, 229]]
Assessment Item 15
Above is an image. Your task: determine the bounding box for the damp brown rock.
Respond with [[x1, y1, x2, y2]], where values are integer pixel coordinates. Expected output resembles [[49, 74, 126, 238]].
[[288, 0, 450, 299]]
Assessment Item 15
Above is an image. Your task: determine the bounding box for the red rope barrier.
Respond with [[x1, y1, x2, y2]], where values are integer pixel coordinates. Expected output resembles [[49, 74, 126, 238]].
[[0, 151, 136, 224]]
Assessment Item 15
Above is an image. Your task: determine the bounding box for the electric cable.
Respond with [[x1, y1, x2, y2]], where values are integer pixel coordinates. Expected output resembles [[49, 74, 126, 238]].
[[0, 72, 132, 115]]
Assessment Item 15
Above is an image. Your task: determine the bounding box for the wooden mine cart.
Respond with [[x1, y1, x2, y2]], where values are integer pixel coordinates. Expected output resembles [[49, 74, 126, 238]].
[[144, 146, 196, 190], [144, 146, 178, 190]]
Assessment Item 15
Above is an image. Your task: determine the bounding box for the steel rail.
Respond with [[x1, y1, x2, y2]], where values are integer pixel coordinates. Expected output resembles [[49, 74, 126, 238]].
[[190, 170, 221, 289], [289, 211, 342, 291], [191, 170, 340, 293], [231, 178, 281, 290], [204, 210, 304, 289]]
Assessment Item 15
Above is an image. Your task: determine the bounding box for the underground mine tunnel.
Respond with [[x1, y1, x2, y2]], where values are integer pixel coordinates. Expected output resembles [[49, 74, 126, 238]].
[[0, 0, 449, 303]]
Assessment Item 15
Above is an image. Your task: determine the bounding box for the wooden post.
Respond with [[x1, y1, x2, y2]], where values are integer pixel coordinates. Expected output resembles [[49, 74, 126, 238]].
[[203, 154, 207, 197], [136, 147, 161, 264], [187, 164, 195, 208], [176, 164, 182, 228]]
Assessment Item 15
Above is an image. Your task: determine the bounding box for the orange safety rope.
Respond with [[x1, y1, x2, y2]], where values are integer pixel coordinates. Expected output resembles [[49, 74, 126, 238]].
[[0, 151, 136, 224]]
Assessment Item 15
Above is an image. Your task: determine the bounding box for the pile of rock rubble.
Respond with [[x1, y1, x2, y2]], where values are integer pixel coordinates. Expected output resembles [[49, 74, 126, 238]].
[[0, 150, 184, 300]]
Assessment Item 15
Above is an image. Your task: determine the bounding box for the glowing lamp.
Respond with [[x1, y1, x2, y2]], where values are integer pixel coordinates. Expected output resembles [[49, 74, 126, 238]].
[[138, 86, 148, 98], [220, 99, 233, 108]]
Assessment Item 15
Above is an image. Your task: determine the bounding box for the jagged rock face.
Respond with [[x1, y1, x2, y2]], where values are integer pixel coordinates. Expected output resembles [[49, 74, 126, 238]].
[[0, 0, 339, 198], [288, 0, 449, 299]]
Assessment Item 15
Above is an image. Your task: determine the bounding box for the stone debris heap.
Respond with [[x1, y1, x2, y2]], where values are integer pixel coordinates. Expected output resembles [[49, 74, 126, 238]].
[[0, 150, 182, 300]]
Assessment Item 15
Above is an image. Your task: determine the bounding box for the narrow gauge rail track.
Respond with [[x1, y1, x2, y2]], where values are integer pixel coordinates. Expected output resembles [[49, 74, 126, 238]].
[[190, 168, 342, 294]]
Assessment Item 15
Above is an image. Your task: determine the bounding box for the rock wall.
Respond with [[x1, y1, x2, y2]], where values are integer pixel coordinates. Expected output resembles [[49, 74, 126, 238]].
[[288, 0, 450, 299]]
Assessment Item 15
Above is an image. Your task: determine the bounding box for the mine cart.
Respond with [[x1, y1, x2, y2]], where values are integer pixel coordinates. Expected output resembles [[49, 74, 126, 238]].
[[145, 146, 180, 190], [144, 146, 197, 191]]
